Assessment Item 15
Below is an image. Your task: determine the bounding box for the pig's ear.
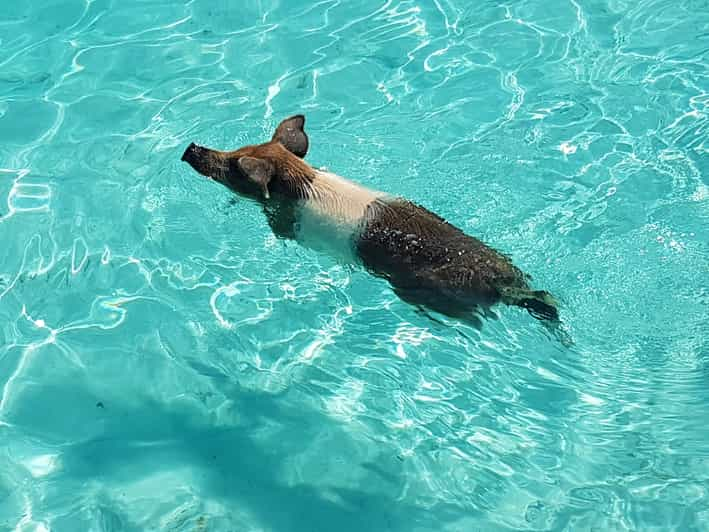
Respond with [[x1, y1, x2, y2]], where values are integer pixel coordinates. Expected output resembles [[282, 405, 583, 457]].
[[237, 156, 274, 199], [271, 114, 309, 158]]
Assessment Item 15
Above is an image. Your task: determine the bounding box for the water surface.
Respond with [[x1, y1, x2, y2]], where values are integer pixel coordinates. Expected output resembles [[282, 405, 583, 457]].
[[1, 1, 708, 530]]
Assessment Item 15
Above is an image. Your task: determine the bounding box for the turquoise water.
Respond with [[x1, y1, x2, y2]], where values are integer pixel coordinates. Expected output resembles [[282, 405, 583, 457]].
[[1, 0, 708, 530]]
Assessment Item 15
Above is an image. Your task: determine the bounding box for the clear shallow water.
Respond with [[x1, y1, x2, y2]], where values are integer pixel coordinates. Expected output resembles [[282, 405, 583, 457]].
[[0, 0, 708, 530]]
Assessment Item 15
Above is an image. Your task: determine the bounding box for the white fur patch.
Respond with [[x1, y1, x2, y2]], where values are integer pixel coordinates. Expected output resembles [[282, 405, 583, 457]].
[[295, 171, 384, 260], [305, 171, 382, 225]]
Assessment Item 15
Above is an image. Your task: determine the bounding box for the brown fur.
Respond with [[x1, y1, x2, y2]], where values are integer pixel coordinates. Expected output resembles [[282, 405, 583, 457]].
[[182, 140, 315, 200]]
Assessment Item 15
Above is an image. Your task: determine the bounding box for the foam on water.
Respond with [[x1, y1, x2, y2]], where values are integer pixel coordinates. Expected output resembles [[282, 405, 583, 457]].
[[1, 1, 708, 531]]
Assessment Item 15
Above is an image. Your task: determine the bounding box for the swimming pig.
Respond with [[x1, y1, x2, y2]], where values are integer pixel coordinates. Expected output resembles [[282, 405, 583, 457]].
[[182, 115, 560, 327]]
